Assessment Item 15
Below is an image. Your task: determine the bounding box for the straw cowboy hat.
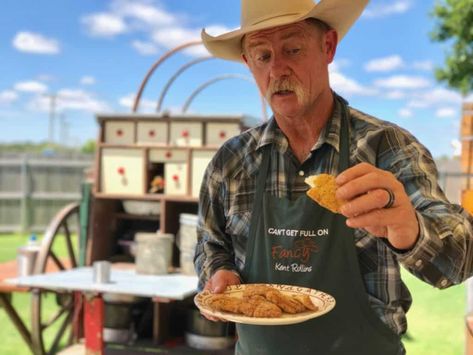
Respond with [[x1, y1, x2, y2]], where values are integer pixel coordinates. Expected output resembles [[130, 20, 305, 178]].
[[201, 0, 369, 62]]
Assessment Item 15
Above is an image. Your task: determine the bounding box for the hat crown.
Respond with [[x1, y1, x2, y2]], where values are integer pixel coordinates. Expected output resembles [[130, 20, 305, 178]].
[[241, 0, 316, 27]]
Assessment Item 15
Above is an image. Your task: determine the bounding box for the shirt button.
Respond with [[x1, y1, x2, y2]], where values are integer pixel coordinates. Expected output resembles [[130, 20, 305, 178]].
[[415, 260, 423, 267], [440, 279, 448, 287], [298, 170, 305, 176]]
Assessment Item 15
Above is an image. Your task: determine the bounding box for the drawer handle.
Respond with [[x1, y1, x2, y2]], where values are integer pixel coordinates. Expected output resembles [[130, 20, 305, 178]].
[[117, 167, 125, 175], [148, 130, 155, 137], [219, 130, 227, 139], [181, 130, 189, 138], [116, 129, 123, 137], [165, 151, 172, 158]]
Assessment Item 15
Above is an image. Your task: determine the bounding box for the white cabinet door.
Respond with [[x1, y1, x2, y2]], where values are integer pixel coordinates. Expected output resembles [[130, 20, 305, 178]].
[[191, 150, 216, 197], [101, 148, 144, 194], [206, 122, 240, 146], [165, 163, 188, 195], [104, 121, 135, 145], [136, 121, 168, 145], [170, 122, 203, 147]]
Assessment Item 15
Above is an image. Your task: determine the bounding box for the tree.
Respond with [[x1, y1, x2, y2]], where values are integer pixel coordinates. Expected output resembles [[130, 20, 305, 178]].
[[80, 139, 96, 154], [430, 0, 473, 96]]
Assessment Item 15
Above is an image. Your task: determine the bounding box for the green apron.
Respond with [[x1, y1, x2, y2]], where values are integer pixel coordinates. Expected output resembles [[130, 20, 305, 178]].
[[237, 100, 404, 355]]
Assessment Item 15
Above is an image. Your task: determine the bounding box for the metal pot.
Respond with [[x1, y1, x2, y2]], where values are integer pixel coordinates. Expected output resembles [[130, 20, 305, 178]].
[[186, 307, 235, 337]]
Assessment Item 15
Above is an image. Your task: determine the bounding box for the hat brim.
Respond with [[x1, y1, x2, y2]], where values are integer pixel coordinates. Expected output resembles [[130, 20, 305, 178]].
[[201, 0, 368, 62]]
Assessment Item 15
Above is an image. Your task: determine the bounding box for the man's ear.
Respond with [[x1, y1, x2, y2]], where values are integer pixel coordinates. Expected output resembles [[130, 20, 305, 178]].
[[325, 29, 338, 64], [241, 53, 249, 65]]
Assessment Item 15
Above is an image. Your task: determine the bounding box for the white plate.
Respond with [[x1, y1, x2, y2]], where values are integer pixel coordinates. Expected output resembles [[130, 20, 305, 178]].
[[194, 283, 336, 326]]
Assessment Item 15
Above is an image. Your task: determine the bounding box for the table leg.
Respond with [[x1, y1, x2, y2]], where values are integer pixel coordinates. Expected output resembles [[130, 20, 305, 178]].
[[84, 293, 104, 355], [152, 298, 171, 345], [0, 292, 34, 353]]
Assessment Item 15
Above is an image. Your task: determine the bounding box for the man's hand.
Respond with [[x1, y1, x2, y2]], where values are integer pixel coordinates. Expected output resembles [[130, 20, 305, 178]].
[[335, 162, 419, 251], [201, 269, 241, 321]]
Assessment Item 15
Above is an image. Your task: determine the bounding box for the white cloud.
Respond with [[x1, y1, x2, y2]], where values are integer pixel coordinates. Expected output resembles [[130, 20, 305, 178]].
[[131, 40, 159, 55], [14, 80, 48, 93], [410, 87, 463, 107], [81, 0, 229, 58], [374, 75, 431, 89], [12, 31, 60, 54], [80, 76, 96, 85], [436, 107, 457, 118], [365, 55, 404, 72], [0, 90, 18, 104], [112, 1, 176, 28], [384, 90, 406, 99], [119, 93, 156, 112], [412, 60, 434, 71], [330, 59, 351, 72], [81, 13, 127, 37], [330, 70, 378, 96], [151, 27, 210, 56], [56, 89, 110, 112], [28, 89, 109, 112], [398, 108, 413, 118], [364, 0, 412, 18]]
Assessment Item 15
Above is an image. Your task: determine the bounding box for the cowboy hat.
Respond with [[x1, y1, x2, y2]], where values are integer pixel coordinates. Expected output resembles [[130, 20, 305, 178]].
[[201, 0, 369, 62]]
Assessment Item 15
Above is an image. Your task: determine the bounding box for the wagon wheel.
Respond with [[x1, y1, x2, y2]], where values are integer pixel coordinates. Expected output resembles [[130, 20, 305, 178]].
[[31, 202, 82, 355]]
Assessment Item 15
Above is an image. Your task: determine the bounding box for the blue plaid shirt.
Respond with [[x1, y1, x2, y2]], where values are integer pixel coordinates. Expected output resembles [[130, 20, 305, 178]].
[[195, 97, 473, 335]]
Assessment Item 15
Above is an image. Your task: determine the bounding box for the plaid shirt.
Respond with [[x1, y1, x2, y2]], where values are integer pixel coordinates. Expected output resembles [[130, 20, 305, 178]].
[[195, 97, 473, 335]]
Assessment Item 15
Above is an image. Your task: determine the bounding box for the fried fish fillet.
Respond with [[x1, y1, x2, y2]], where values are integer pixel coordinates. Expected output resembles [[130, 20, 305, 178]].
[[265, 290, 305, 314], [242, 284, 275, 298], [201, 292, 243, 314], [240, 295, 283, 318], [305, 174, 344, 213], [292, 294, 319, 311]]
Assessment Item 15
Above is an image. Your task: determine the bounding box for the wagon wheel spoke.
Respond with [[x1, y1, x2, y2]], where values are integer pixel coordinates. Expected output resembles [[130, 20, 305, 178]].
[[42, 299, 73, 330], [49, 251, 66, 271], [62, 221, 77, 268], [49, 308, 74, 355]]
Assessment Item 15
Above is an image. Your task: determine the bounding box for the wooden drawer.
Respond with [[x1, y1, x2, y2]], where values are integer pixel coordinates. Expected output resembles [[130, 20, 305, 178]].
[[149, 148, 188, 163], [165, 163, 188, 195], [104, 121, 135, 144], [206, 122, 240, 146], [100, 148, 144, 194], [191, 150, 216, 197], [136, 121, 168, 145], [170, 122, 203, 147]]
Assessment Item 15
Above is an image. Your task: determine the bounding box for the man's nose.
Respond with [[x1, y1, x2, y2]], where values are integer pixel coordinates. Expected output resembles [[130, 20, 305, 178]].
[[269, 54, 290, 79]]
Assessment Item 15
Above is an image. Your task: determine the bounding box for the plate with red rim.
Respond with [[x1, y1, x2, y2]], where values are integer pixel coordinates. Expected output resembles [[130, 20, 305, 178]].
[[194, 283, 336, 326]]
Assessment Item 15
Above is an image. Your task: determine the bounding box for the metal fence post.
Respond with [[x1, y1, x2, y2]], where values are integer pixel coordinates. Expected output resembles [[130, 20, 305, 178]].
[[20, 155, 31, 234]]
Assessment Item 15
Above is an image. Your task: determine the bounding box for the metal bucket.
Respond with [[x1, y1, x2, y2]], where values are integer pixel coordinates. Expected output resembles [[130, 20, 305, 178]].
[[17, 246, 40, 276], [135, 232, 174, 275]]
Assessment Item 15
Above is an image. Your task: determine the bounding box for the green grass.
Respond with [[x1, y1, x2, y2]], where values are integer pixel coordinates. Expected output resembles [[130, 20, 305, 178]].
[[0, 234, 468, 354], [0, 233, 79, 355]]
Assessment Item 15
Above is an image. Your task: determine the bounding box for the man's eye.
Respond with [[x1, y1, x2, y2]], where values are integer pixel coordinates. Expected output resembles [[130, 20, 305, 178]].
[[256, 53, 271, 62], [288, 48, 301, 55]]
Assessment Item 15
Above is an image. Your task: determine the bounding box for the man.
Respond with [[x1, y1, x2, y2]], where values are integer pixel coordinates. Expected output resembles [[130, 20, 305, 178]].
[[194, 0, 473, 354]]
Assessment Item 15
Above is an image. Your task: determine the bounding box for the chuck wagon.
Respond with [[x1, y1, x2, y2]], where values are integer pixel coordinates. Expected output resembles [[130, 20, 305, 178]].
[[1, 42, 261, 355]]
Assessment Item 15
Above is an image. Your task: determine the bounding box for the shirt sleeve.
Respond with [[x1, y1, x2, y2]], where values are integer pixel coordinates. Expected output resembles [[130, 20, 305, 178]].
[[194, 154, 238, 291], [380, 129, 473, 288]]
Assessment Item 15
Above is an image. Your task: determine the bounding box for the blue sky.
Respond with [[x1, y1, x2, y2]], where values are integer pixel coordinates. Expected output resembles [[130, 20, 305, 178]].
[[0, 0, 471, 157]]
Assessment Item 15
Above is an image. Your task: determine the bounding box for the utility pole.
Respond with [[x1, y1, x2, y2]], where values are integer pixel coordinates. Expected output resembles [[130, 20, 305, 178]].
[[44, 93, 57, 144]]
